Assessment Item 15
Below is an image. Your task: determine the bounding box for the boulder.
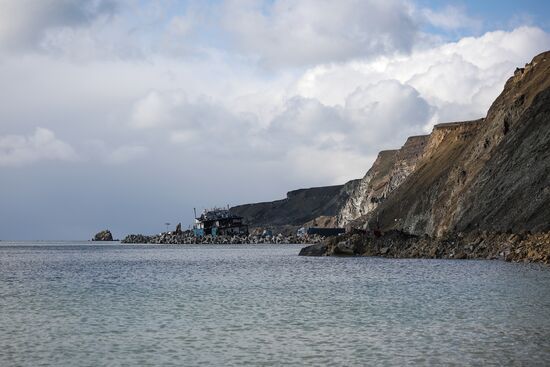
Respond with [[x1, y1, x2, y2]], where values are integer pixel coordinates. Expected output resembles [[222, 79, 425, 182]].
[[299, 243, 327, 256], [332, 240, 355, 256], [93, 230, 113, 241]]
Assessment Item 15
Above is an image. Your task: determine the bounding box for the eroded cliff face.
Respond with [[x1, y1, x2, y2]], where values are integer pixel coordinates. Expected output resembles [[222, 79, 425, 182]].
[[337, 135, 429, 226], [230, 179, 359, 233], [368, 51, 550, 237], [383, 135, 430, 197], [337, 150, 398, 225]]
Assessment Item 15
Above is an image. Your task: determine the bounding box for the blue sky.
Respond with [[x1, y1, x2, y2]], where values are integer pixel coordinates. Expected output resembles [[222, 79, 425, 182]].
[[0, 0, 549, 239], [418, 0, 550, 31]]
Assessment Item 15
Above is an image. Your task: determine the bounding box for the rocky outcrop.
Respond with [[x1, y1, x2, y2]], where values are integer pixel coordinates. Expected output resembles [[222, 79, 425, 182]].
[[230, 180, 359, 232], [301, 230, 550, 264], [93, 230, 113, 241]]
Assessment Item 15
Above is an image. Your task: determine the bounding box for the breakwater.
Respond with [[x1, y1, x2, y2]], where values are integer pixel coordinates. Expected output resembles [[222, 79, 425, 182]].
[[121, 232, 325, 245]]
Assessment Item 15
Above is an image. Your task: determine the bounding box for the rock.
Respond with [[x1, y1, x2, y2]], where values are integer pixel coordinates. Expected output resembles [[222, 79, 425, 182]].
[[338, 135, 428, 226], [332, 240, 355, 256], [175, 223, 182, 234], [93, 230, 113, 241], [119, 231, 327, 246], [121, 234, 151, 244], [299, 243, 327, 256]]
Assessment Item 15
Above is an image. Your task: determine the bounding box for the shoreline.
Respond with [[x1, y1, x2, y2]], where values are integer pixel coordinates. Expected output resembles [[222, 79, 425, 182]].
[[299, 230, 550, 264]]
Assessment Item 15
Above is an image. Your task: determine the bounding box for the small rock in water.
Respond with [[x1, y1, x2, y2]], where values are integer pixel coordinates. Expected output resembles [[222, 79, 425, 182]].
[[299, 243, 327, 256], [93, 230, 113, 241]]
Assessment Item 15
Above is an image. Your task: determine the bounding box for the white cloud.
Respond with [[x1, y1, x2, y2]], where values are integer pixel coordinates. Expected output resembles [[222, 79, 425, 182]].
[[291, 26, 550, 126], [267, 80, 432, 156], [345, 80, 432, 144], [221, 0, 418, 67], [117, 26, 550, 185], [0, 0, 117, 51], [131, 90, 187, 129], [0, 128, 77, 166]]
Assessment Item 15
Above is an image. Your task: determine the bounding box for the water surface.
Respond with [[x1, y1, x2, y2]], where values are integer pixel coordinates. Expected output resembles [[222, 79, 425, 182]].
[[1, 243, 549, 366]]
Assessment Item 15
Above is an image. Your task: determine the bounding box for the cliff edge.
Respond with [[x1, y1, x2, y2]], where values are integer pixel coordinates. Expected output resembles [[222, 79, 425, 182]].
[[302, 50, 550, 262], [369, 51, 550, 237]]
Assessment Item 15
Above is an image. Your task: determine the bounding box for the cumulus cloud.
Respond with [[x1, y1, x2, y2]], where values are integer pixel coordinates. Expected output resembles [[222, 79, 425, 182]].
[[221, 0, 418, 67], [118, 26, 550, 184], [291, 26, 550, 126], [0, 128, 77, 166], [267, 80, 432, 156], [127, 78, 432, 175]]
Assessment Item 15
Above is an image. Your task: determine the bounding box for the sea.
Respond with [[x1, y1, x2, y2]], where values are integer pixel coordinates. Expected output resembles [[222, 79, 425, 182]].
[[1, 242, 549, 366]]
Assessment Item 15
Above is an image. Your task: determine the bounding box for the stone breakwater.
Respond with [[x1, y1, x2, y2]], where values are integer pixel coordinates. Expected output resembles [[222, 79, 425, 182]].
[[121, 232, 325, 245], [299, 230, 550, 264]]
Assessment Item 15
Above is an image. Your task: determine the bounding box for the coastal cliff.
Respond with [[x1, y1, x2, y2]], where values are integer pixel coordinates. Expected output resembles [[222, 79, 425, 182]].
[[367, 51, 550, 238], [229, 180, 359, 234], [337, 134, 429, 226], [230, 51, 550, 262], [300, 50, 550, 261]]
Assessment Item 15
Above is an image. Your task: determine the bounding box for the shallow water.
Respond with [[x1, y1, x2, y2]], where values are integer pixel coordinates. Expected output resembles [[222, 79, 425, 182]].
[[0, 243, 549, 366]]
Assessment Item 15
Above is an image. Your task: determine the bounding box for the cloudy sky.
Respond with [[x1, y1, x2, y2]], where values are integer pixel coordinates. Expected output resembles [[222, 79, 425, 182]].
[[1, 0, 549, 239]]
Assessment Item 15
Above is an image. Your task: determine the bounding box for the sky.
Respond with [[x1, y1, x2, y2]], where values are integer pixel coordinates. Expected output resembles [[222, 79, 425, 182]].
[[0, 0, 549, 240]]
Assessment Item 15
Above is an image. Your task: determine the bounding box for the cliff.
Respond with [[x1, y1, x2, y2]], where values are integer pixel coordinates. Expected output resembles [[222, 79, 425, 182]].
[[337, 134, 429, 226], [230, 179, 359, 233], [300, 50, 550, 262], [369, 51, 550, 237], [232, 51, 549, 262]]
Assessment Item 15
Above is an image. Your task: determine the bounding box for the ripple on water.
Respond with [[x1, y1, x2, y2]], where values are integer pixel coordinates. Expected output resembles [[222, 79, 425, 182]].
[[0, 244, 549, 366]]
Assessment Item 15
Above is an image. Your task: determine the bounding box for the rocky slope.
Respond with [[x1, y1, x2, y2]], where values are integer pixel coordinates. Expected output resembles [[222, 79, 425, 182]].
[[230, 180, 359, 233], [337, 134, 429, 226], [337, 150, 398, 225], [368, 51, 550, 237], [300, 50, 550, 262]]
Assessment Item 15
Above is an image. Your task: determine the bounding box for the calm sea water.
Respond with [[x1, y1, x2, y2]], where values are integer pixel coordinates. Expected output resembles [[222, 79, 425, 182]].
[[1, 243, 549, 366]]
